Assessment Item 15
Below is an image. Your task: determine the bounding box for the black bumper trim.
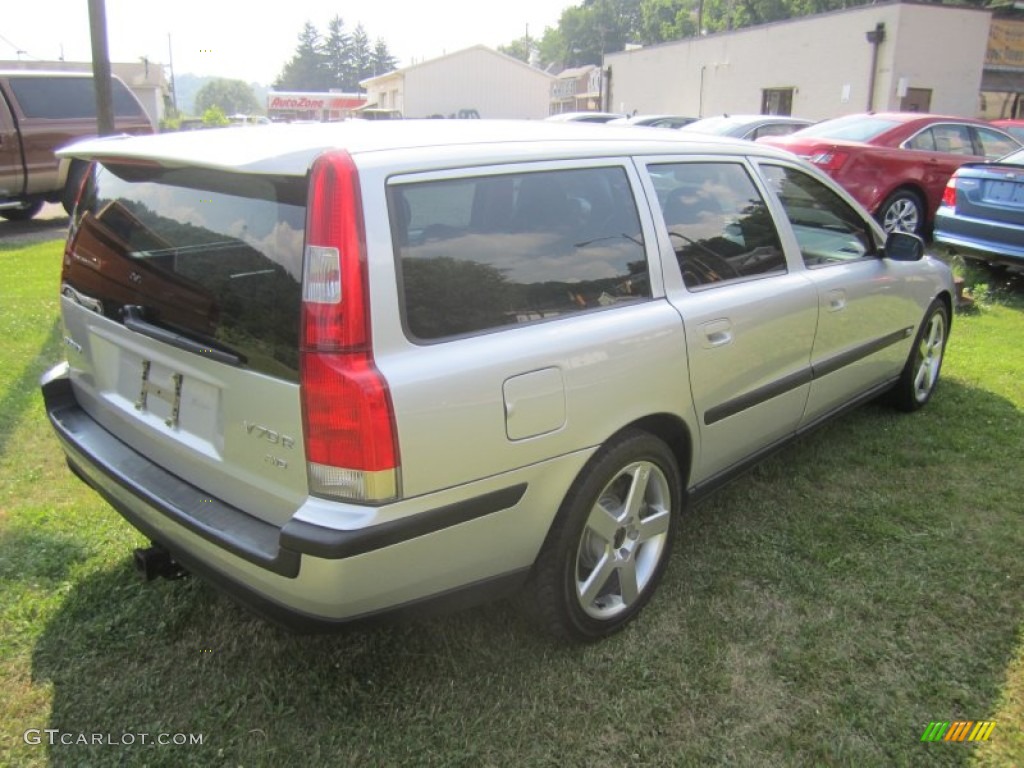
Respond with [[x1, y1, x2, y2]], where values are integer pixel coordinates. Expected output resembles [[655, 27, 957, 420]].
[[43, 368, 530, 580], [280, 483, 528, 559], [43, 372, 301, 578]]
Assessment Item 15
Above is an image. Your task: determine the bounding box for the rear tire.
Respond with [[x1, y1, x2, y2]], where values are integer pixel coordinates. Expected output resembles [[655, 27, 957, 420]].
[[890, 300, 949, 412], [528, 430, 681, 642], [0, 201, 43, 221], [877, 189, 925, 235]]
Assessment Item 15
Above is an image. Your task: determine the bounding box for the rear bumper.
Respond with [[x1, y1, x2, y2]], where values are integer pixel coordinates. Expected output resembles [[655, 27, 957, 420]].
[[42, 364, 534, 629], [934, 211, 1024, 267]]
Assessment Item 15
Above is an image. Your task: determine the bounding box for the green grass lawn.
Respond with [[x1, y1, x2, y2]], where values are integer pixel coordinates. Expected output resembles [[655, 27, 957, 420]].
[[1, 240, 1021, 767]]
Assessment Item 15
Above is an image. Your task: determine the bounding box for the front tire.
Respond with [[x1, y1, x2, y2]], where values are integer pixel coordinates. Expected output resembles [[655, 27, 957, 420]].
[[878, 189, 925, 235], [528, 430, 681, 642], [891, 300, 949, 412]]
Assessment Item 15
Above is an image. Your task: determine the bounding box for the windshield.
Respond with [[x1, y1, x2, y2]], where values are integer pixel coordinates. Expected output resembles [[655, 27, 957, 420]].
[[65, 163, 307, 379], [794, 115, 901, 142]]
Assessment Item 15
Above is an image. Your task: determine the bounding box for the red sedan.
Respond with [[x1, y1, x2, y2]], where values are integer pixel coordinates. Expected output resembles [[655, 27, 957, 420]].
[[758, 113, 1020, 234]]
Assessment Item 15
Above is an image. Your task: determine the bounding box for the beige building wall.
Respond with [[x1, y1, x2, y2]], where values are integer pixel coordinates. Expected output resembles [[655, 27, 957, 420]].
[[606, 2, 990, 121], [363, 46, 554, 119]]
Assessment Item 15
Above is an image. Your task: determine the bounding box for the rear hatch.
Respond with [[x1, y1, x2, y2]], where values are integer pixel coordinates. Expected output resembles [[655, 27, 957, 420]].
[[60, 160, 310, 526]]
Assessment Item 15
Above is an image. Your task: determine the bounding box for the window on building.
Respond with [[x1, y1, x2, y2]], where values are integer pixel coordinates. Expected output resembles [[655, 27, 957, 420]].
[[761, 88, 794, 116]]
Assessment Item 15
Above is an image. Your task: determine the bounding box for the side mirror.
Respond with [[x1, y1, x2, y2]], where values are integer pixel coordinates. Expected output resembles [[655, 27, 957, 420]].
[[884, 231, 925, 262]]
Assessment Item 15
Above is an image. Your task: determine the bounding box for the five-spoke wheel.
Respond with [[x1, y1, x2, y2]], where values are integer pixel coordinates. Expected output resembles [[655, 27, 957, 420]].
[[529, 430, 681, 642]]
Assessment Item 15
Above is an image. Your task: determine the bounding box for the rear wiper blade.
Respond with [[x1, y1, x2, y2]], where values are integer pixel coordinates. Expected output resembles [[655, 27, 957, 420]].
[[122, 305, 247, 366]]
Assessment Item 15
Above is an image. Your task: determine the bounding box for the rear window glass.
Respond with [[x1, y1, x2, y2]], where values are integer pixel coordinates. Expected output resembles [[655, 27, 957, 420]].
[[391, 166, 650, 341], [67, 164, 306, 379], [8, 76, 146, 119]]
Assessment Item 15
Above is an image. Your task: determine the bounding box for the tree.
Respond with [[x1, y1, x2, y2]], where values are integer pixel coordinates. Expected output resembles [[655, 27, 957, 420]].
[[350, 24, 373, 85], [323, 15, 353, 90], [274, 21, 329, 90], [201, 105, 229, 127], [640, 0, 698, 43], [498, 36, 534, 64], [370, 39, 398, 79], [194, 78, 261, 116], [274, 19, 398, 92], [543, 0, 645, 67]]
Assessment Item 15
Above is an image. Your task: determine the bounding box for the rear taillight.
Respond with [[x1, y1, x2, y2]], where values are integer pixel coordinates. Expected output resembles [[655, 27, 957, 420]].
[[941, 175, 958, 209], [300, 150, 399, 503], [808, 150, 849, 173]]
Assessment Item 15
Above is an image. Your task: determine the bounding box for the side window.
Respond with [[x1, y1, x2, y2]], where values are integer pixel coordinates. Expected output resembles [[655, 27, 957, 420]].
[[761, 165, 876, 267], [651, 162, 786, 289], [974, 127, 1019, 160], [905, 129, 936, 151], [930, 124, 974, 155], [391, 166, 649, 341]]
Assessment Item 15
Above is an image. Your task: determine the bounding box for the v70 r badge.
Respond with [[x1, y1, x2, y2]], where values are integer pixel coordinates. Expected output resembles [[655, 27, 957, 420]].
[[243, 421, 295, 449]]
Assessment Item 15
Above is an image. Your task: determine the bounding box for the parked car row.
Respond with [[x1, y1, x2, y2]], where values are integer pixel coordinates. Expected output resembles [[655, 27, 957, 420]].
[[543, 109, 1024, 269], [758, 113, 1021, 236]]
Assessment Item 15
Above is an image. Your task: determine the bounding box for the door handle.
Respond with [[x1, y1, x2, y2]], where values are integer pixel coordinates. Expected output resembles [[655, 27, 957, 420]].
[[826, 289, 846, 312], [701, 319, 733, 348]]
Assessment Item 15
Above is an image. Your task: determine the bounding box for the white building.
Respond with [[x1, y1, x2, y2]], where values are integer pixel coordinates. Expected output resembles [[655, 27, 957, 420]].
[[605, 1, 992, 120], [361, 46, 555, 119]]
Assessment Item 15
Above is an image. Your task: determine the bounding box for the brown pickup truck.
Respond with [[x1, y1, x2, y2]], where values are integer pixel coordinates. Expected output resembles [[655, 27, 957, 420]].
[[0, 70, 153, 221]]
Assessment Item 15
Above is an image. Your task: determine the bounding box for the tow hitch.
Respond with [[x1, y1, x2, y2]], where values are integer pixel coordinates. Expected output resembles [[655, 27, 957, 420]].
[[133, 544, 188, 581]]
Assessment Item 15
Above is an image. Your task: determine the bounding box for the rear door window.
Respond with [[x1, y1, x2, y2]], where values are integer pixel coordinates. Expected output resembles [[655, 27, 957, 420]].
[[391, 165, 649, 341], [973, 127, 1020, 160]]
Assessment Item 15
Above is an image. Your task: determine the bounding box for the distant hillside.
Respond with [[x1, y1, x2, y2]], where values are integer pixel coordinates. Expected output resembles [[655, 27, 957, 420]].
[[172, 74, 268, 116]]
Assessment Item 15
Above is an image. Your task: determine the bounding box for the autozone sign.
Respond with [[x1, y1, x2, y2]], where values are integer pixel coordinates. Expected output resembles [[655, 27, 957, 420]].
[[268, 93, 366, 111], [269, 95, 326, 110]]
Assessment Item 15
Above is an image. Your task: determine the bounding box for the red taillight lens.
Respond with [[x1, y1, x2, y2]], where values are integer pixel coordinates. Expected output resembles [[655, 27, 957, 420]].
[[302, 151, 369, 351], [300, 150, 399, 503], [808, 150, 849, 173], [941, 175, 957, 209]]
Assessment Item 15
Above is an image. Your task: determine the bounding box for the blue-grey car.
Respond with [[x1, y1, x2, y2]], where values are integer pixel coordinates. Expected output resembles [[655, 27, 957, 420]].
[[934, 148, 1024, 268]]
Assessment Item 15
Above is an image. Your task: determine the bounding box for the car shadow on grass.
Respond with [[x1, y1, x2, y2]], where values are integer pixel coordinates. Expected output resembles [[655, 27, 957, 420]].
[[24, 380, 1024, 766]]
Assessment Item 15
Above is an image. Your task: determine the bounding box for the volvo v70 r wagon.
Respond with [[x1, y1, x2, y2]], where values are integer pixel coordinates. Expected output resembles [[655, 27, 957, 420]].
[[43, 121, 953, 641]]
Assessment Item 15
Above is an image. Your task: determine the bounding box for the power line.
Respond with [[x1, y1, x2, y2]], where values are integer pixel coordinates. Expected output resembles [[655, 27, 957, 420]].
[[0, 33, 43, 60]]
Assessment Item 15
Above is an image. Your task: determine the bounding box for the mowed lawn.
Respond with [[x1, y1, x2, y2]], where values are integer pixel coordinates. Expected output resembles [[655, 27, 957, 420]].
[[1, 240, 1021, 767]]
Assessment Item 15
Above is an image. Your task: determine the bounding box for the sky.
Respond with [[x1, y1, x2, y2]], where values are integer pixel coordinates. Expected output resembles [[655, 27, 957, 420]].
[[3, 0, 572, 85]]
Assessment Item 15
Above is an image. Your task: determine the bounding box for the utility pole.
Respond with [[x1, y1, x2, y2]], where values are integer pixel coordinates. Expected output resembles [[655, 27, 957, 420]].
[[88, 0, 115, 135], [168, 33, 178, 116]]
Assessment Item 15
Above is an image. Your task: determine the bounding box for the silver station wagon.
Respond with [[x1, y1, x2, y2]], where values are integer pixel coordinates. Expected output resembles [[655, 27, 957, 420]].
[[43, 121, 953, 641]]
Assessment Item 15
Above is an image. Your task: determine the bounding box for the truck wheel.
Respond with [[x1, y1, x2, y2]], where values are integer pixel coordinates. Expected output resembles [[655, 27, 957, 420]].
[[528, 430, 681, 642], [0, 201, 44, 222]]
